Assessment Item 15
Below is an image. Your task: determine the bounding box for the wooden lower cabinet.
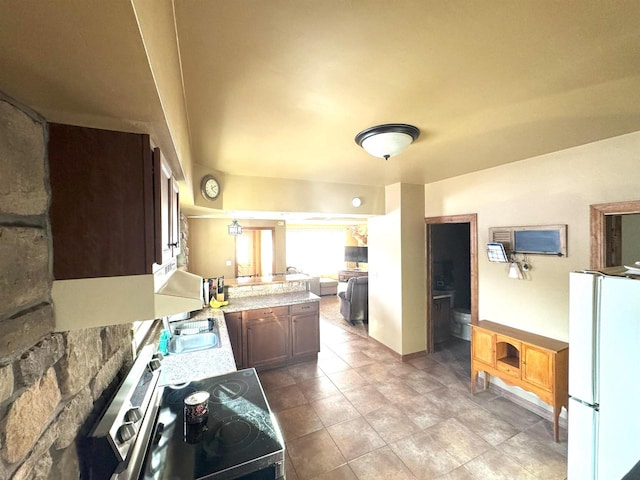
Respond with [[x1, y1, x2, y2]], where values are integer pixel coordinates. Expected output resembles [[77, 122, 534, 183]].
[[224, 312, 242, 368], [291, 313, 320, 358], [244, 316, 290, 369], [471, 320, 568, 442], [232, 301, 320, 370]]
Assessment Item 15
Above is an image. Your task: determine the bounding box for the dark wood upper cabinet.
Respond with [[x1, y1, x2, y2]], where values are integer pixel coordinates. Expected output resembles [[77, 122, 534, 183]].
[[48, 123, 176, 280]]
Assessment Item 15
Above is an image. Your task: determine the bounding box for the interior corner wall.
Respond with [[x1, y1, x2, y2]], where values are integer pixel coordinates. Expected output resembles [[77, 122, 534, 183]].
[[425, 130, 640, 342], [400, 183, 427, 355], [368, 185, 403, 353], [368, 183, 426, 356]]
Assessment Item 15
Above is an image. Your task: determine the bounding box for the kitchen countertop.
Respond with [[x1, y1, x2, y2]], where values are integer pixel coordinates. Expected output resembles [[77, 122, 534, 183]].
[[157, 292, 319, 386], [158, 309, 237, 387], [219, 291, 320, 313], [225, 273, 313, 287]]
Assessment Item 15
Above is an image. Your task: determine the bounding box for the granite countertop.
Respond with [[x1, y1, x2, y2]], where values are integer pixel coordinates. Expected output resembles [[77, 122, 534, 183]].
[[225, 273, 312, 287], [157, 309, 237, 387], [219, 291, 320, 313]]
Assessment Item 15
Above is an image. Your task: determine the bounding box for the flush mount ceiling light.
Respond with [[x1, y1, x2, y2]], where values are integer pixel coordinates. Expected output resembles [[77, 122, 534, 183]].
[[355, 123, 420, 160], [228, 219, 243, 236], [352, 197, 362, 207]]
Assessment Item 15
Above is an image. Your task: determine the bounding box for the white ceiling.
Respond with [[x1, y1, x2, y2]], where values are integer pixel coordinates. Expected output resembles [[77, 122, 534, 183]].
[[1, 1, 639, 194]]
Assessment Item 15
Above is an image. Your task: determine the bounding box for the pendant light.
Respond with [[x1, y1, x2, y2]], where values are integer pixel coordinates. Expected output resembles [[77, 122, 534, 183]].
[[228, 219, 243, 236]]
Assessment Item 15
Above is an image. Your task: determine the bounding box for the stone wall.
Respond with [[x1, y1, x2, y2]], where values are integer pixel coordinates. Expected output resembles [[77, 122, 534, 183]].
[[0, 93, 133, 479]]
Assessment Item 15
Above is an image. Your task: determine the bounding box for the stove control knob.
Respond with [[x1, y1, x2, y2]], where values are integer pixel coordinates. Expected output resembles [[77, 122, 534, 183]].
[[125, 407, 142, 423], [148, 359, 162, 371], [117, 422, 136, 443]]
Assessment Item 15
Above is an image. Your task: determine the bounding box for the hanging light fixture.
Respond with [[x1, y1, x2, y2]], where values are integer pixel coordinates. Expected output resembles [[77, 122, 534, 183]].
[[355, 123, 420, 160], [228, 219, 243, 236]]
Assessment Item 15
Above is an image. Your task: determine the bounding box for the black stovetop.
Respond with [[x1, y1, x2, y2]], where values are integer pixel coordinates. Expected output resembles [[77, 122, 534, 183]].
[[141, 368, 284, 479]]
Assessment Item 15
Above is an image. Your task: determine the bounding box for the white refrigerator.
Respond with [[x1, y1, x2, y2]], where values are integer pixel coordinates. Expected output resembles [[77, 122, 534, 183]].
[[567, 268, 640, 479]]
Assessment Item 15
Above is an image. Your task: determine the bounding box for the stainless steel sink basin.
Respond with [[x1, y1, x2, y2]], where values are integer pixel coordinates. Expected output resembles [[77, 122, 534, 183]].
[[167, 317, 221, 354]]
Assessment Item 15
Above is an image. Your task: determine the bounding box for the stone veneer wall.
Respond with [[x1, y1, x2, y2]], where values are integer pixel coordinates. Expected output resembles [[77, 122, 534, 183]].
[[0, 93, 133, 479]]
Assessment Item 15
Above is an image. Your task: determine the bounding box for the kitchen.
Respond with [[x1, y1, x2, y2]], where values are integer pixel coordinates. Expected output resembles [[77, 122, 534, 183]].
[[1, 2, 640, 480]]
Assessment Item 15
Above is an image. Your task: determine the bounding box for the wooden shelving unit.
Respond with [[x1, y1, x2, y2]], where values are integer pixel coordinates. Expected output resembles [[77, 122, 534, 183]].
[[471, 320, 569, 442]]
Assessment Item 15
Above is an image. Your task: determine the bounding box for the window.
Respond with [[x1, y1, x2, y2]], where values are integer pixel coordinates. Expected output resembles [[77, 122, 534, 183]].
[[286, 226, 345, 276]]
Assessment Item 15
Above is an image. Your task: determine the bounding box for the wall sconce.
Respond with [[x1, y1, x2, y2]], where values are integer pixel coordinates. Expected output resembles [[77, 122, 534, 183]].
[[228, 219, 243, 236]]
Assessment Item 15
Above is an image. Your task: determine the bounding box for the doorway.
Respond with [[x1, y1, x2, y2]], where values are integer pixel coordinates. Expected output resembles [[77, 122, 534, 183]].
[[590, 200, 640, 268], [235, 227, 275, 277], [425, 214, 478, 354]]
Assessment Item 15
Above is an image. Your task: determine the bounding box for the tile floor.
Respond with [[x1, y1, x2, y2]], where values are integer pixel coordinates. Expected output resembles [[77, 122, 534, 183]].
[[261, 298, 568, 480]]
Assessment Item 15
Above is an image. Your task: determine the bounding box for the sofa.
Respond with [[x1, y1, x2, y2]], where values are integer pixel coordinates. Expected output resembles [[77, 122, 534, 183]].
[[338, 276, 368, 324]]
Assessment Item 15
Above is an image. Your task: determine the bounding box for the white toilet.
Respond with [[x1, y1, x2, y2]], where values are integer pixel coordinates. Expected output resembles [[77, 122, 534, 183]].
[[451, 308, 471, 341]]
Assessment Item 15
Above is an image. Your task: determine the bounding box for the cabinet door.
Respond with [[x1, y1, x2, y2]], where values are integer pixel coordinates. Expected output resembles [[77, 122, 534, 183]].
[[522, 345, 553, 391], [49, 124, 154, 279], [471, 327, 494, 367], [291, 313, 320, 358], [433, 297, 451, 344], [244, 316, 290, 369], [224, 312, 243, 368]]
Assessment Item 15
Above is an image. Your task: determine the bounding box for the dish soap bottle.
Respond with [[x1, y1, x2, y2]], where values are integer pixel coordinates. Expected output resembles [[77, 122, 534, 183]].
[[158, 329, 170, 355]]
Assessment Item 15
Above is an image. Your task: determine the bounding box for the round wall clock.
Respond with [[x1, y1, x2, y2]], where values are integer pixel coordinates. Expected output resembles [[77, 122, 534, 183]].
[[201, 175, 220, 200]]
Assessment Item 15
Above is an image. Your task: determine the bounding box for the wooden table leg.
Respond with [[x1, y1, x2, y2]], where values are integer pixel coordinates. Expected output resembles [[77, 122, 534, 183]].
[[552, 405, 560, 443]]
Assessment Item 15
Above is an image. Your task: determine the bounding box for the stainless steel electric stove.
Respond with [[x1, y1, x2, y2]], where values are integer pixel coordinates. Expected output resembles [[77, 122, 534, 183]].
[[141, 368, 285, 479]]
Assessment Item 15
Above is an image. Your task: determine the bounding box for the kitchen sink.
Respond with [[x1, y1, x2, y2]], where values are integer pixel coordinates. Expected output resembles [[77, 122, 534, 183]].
[[167, 318, 221, 354]]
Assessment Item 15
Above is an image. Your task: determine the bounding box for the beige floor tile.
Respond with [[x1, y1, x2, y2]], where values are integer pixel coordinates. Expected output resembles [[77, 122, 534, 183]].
[[336, 351, 377, 368], [356, 362, 394, 383], [434, 466, 477, 480], [524, 420, 568, 454], [386, 361, 421, 377], [310, 463, 358, 480], [421, 387, 480, 417], [259, 367, 297, 390], [327, 416, 386, 461], [340, 384, 389, 415], [311, 393, 361, 427], [395, 398, 445, 430], [318, 355, 351, 374], [348, 446, 416, 480], [464, 447, 537, 479], [456, 406, 520, 446], [287, 429, 347, 480], [265, 384, 308, 412], [402, 373, 446, 394], [496, 430, 567, 480], [480, 396, 544, 431], [275, 404, 324, 441], [327, 369, 368, 391], [288, 361, 324, 383], [374, 378, 421, 403], [425, 417, 491, 464], [408, 355, 440, 370], [389, 429, 463, 479], [364, 404, 421, 443], [285, 451, 300, 480], [423, 363, 464, 386], [298, 375, 341, 402]]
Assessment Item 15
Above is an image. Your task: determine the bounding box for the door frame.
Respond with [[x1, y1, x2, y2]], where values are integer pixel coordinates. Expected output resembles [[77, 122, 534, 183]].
[[590, 200, 640, 269], [425, 213, 479, 353]]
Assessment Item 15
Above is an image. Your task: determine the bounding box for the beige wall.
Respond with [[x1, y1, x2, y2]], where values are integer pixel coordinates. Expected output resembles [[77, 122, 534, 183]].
[[190, 163, 385, 216], [368, 183, 426, 356], [425, 130, 640, 342], [188, 218, 287, 278]]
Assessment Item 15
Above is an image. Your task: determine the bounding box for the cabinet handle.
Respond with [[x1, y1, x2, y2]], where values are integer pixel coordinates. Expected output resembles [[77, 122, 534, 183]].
[[168, 242, 179, 247]]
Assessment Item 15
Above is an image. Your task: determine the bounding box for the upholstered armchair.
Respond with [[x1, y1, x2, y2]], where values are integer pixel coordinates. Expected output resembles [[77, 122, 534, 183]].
[[338, 276, 368, 324]]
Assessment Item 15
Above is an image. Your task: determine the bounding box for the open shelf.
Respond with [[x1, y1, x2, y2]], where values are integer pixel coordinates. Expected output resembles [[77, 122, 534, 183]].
[[495, 340, 521, 375]]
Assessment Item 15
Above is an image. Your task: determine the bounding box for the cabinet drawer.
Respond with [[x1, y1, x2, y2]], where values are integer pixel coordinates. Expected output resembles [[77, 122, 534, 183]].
[[224, 311, 242, 321], [290, 302, 319, 316], [243, 306, 289, 320]]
